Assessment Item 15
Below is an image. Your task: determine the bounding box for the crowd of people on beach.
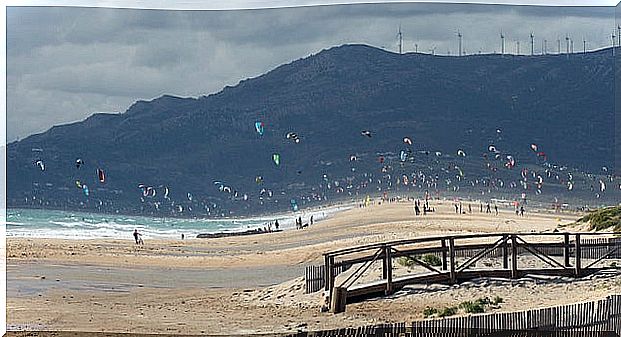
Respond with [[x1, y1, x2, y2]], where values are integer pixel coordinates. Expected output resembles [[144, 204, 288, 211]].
[[413, 199, 435, 215]]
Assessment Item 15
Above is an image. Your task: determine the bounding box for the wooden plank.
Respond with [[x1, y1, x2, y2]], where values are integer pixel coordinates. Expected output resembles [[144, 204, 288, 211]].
[[502, 234, 509, 269], [563, 234, 570, 267], [441, 239, 448, 271], [575, 234, 581, 277], [449, 238, 456, 283], [385, 246, 393, 295], [511, 234, 518, 278]]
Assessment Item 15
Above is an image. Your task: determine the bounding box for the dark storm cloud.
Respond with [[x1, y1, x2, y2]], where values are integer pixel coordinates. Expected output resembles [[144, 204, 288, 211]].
[[6, 2, 616, 141]]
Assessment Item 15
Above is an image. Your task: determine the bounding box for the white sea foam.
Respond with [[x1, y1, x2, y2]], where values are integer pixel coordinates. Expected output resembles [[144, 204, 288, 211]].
[[6, 204, 351, 240]]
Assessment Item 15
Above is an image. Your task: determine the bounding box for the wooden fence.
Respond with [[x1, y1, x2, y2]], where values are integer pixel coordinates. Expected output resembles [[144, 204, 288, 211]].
[[287, 294, 621, 336], [306, 264, 351, 294]]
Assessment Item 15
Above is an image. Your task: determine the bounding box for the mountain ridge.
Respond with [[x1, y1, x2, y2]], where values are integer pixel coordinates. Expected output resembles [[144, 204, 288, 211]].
[[8, 43, 617, 217]]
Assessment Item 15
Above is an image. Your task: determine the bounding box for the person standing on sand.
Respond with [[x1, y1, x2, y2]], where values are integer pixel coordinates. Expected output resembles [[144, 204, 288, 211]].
[[181, 233, 184, 240], [275, 220, 279, 230], [494, 204, 498, 215], [486, 203, 491, 214], [520, 206, 525, 217], [454, 203, 459, 214], [480, 203, 483, 213], [133, 229, 143, 245], [468, 204, 472, 214], [310, 215, 314, 225], [415, 203, 420, 216]]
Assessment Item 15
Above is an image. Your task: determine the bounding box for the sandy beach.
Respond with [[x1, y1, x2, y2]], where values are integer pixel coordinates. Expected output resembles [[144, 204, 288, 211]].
[[7, 200, 620, 335]]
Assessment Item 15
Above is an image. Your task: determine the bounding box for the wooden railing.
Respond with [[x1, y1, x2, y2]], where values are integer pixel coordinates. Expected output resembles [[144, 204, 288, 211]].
[[320, 232, 621, 312]]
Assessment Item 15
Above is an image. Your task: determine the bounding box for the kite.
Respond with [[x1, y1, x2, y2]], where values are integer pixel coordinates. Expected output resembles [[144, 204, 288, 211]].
[[361, 130, 372, 138], [34, 160, 45, 171], [272, 153, 280, 166], [457, 149, 466, 157], [97, 168, 105, 183], [286, 132, 300, 143], [255, 122, 264, 136], [403, 137, 412, 145], [82, 184, 89, 197], [76, 159, 84, 169]]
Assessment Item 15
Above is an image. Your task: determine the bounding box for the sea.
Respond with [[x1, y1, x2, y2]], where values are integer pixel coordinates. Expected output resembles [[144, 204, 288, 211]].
[[5, 206, 350, 240]]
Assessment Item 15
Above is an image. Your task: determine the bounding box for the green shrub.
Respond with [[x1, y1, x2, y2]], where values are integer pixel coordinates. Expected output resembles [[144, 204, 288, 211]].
[[421, 253, 442, 267], [423, 307, 438, 318], [459, 301, 485, 314], [438, 306, 457, 317], [577, 206, 621, 232], [396, 256, 416, 268]]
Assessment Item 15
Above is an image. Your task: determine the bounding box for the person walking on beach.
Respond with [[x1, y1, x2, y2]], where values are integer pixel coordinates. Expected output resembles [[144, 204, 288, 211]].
[[133, 229, 143, 245], [480, 203, 483, 213], [275, 220, 279, 230], [468, 204, 472, 214], [310, 215, 314, 225], [414, 203, 420, 216], [486, 203, 491, 214], [454, 203, 459, 214], [181, 233, 184, 240], [494, 204, 498, 215], [520, 206, 525, 217]]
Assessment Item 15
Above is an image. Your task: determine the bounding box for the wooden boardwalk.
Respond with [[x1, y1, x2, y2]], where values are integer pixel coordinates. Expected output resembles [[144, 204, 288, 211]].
[[318, 232, 621, 312]]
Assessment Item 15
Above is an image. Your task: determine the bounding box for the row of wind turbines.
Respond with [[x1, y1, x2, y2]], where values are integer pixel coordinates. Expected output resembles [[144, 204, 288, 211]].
[[394, 25, 621, 56]]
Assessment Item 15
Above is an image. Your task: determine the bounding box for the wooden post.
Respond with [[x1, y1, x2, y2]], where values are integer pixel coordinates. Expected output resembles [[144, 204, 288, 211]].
[[511, 234, 518, 278], [330, 286, 347, 313], [385, 246, 393, 295], [441, 239, 448, 271], [382, 245, 388, 280], [449, 238, 456, 283], [502, 234, 509, 269], [325, 255, 335, 292], [575, 234, 581, 277], [563, 233, 570, 267]]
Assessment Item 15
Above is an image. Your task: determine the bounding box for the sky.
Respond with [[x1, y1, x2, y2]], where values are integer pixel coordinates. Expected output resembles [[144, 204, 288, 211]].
[[5, 1, 617, 142]]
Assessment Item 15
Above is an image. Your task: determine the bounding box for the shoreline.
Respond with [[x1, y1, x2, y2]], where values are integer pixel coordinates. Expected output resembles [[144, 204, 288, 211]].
[[6, 202, 355, 241]]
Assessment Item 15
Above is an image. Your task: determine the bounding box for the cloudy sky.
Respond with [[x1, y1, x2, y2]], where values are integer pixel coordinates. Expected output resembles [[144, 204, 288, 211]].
[[6, 1, 616, 142]]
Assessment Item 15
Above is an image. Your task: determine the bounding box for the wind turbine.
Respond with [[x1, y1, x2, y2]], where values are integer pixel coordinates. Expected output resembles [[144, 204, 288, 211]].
[[516, 40, 520, 55], [530, 32, 534, 56], [500, 31, 505, 55], [414, 43, 418, 53], [557, 37, 561, 54], [565, 35, 570, 54], [618, 25, 621, 47], [429, 46, 436, 55], [457, 30, 463, 57], [583, 37, 586, 54], [397, 25, 403, 54], [544, 39, 547, 54]]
